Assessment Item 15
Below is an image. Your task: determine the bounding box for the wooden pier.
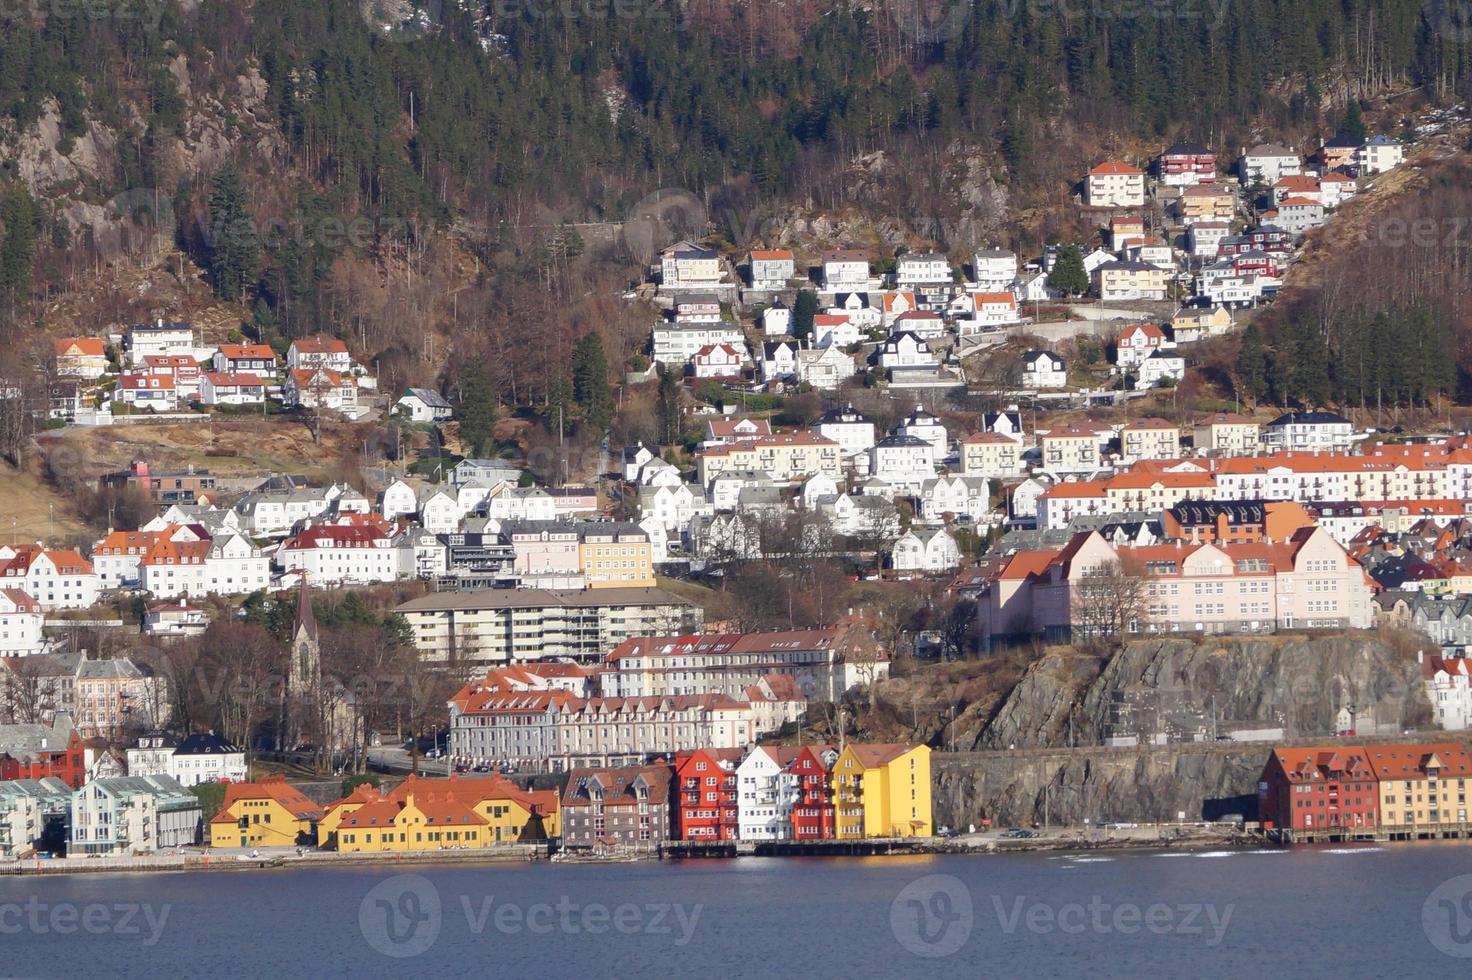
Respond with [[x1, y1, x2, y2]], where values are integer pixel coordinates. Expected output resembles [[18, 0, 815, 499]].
[[658, 838, 929, 860]]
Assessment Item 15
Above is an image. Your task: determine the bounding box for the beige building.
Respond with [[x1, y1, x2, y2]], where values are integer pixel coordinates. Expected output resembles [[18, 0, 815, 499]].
[[980, 525, 1373, 642], [960, 432, 1024, 479], [395, 588, 703, 665], [1192, 413, 1261, 455], [1172, 306, 1234, 341], [1093, 261, 1169, 301], [578, 523, 655, 589], [1366, 744, 1472, 829], [697, 432, 841, 486], [1038, 426, 1107, 474], [1119, 419, 1181, 462], [1178, 185, 1235, 221]]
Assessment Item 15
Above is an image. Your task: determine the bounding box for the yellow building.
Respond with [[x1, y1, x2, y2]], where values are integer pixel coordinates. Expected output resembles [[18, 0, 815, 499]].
[[209, 777, 325, 849], [696, 433, 842, 486], [321, 775, 559, 852], [577, 525, 656, 589], [960, 433, 1023, 479], [1191, 412, 1260, 456], [831, 744, 932, 839], [1367, 744, 1472, 830]]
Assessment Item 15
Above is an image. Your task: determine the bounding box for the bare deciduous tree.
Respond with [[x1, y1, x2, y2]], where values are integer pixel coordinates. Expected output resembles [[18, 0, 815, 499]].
[[1072, 559, 1150, 650]]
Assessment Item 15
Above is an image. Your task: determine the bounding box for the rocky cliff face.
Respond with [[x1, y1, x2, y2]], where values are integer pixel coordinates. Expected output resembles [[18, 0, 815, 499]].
[[976, 635, 1430, 751], [927, 634, 1438, 828]]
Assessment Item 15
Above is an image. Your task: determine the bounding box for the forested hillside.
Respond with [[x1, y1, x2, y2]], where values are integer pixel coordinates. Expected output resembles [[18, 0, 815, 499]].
[[1, 0, 1470, 411]]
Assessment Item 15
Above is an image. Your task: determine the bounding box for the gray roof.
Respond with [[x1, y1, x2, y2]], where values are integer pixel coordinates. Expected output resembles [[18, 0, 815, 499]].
[[175, 732, 244, 756], [402, 387, 451, 409]]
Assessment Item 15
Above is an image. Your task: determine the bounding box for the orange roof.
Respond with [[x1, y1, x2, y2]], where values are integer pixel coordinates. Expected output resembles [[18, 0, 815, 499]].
[[749, 248, 793, 260], [1364, 743, 1472, 780], [1120, 416, 1176, 431], [972, 292, 1016, 305], [291, 336, 349, 355], [217, 343, 276, 360], [1090, 161, 1142, 176], [290, 368, 347, 388], [55, 337, 105, 357], [1279, 196, 1321, 207], [93, 529, 164, 554], [203, 372, 264, 386], [1039, 480, 1108, 499], [845, 743, 922, 767], [813, 313, 851, 327], [213, 777, 325, 823], [139, 538, 210, 566], [1119, 322, 1166, 343]]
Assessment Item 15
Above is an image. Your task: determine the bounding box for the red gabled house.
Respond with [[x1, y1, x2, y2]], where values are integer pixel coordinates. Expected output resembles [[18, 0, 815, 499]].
[[674, 747, 743, 841], [790, 744, 838, 840], [0, 722, 86, 788], [1258, 746, 1379, 832]]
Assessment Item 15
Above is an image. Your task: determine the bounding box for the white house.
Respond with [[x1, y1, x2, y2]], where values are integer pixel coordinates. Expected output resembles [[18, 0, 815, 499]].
[[661, 244, 723, 288], [69, 775, 200, 855], [760, 341, 799, 385], [1356, 135, 1403, 175], [278, 523, 397, 585], [1021, 350, 1067, 389], [652, 323, 745, 366], [379, 479, 419, 521], [416, 488, 462, 534], [0, 589, 44, 656], [735, 746, 800, 841], [972, 249, 1018, 291], [894, 251, 952, 287], [748, 249, 795, 290], [1115, 322, 1172, 369], [1188, 221, 1231, 258], [1085, 161, 1146, 208], [199, 372, 266, 407], [876, 332, 934, 370], [691, 343, 747, 379], [163, 731, 247, 787], [813, 314, 861, 349], [891, 528, 961, 572], [284, 368, 357, 412], [1422, 653, 1472, 731], [287, 336, 352, 373], [1135, 349, 1186, 390], [1262, 411, 1354, 452], [889, 311, 945, 340], [761, 303, 792, 336], [126, 320, 194, 367], [452, 458, 525, 487], [798, 473, 840, 510], [1318, 172, 1358, 208], [797, 346, 855, 390], [868, 435, 936, 494], [639, 483, 711, 532], [896, 407, 948, 458], [212, 343, 278, 378], [821, 249, 870, 291], [116, 373, 178, 412], [1272, 197, 1325, 235], [822, 493, 900, 537], [0, 546, 99, 611], [396, 387, 453, 422], [919, 476, 990, 523], [1239, 143, 1301, 186], [818, 405, 876, 461], [622, 444, 656, 483]]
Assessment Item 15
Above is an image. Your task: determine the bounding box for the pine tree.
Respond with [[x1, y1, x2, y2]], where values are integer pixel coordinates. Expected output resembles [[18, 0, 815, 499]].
[[458, 363, 497, 459], [1046, 245, 1089, 297], [792, 289, 819, 341], [0, 187, 35, 308], [571, 332, 613, 433], [1339, 101, 1367, 143], [206, 164, 259, 301], [658, 367, 683, 446]]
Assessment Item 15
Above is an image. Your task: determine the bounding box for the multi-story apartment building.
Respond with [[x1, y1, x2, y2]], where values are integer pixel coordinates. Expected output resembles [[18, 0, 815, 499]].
[[1258, 747, 1380, 834], [278, 520, 396, 585], [70, 775, 201, 855], [831, 743, 933, 838], [697, 432, 842, 486], [396, 587, 703, 665], [1366, 743, 1472, 830], [735, 745, 804, 841], [1119, 418, 1181, 462], [960, 432, 1024, 479], [1085, 161, 1145, 208], [0, 588, 45, 656], [1192, 413, 1261, 455], [980, 526, 1373, 643], [673, 747, 743, 840], [0, 546, 98, 611], [560, 765, 672, 849]]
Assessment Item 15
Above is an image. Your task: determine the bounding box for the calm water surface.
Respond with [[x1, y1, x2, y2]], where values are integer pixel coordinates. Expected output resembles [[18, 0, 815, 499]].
[[3, 843, 1471, 978]]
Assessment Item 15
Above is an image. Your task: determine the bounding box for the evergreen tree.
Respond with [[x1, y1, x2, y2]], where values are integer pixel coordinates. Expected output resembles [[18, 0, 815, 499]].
[[1046, 245, 1089, 297], [0, 187, 35, 307], [458, 363, 497, 459], [658, 367, 683, 445], [792, 289, 819, 341], [546, 369, 573, 432], [571, 332, 613, 433], [206, 164, 259, 301], [1339, 101, 1367, 143]]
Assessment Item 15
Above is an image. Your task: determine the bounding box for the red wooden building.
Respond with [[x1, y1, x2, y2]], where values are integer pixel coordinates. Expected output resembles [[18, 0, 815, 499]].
[[1157, 141, 1217, 185], [674, 748, 743, 841], [0, 725, 86, 788], [789, 745, 838, 840], [1258, 746, 1379, 832]]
